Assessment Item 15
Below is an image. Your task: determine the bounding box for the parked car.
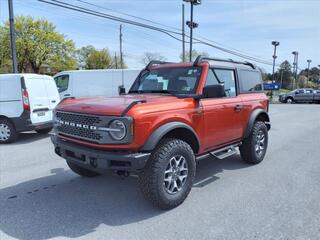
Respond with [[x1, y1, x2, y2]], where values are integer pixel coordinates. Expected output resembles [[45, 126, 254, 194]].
[[279, 88, 320, 103], [53, 69, 140, 99], [51, 56, 271, 209], [0, 74, 60, 143]]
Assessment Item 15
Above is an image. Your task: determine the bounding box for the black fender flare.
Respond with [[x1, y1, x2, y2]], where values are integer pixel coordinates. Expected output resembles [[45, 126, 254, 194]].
[[244, 109, 271, 138], [141, 121, 200, 152]]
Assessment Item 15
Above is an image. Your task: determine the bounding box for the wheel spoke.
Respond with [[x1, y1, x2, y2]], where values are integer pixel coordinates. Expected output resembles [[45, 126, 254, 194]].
[[163, 155, 189, 195]]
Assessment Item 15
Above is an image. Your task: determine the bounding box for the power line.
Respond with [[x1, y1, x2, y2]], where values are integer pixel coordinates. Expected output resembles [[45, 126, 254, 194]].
[[38, 0, 277, 66], [75, 0, 182, 32], [75, 0, 272, 63]]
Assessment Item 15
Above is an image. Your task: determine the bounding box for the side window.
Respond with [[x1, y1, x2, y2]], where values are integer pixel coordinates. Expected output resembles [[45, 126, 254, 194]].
[[305, 89, 313, 94], [239, 70, 263, 93], [296, 89, 304, 94], [214, 69, 237, 97], [205, 69, 219, 86], [54, 75, 69, 93]]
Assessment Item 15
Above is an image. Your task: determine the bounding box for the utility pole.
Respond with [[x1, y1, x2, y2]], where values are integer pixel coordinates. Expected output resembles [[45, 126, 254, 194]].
[[115, 53, 118, 69], [182, 4, 185, 62], [184, 0, 201, 61], [8, 0, 18, 73], [119, 24, 124, 86], [307, 59, 312, 87]]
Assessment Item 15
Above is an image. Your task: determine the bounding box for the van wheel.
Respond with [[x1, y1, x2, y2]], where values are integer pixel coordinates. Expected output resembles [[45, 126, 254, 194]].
[[240, 121, 268, 164], [0, 119, 18, 144], [36, 127, 52, 134], [66, 160, 100, 177], [139, 138, 196, 210]]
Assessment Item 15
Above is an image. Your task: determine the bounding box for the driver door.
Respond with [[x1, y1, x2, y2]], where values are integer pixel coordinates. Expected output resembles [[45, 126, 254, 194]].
[[200, 68, 243, 151]]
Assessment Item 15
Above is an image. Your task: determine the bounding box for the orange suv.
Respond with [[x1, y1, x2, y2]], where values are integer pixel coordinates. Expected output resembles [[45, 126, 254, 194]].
[[51, 56, 271, 209]]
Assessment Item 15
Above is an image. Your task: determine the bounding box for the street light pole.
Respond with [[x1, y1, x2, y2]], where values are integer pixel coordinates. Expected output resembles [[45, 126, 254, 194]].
[[8, 0, 18, 73], [182, 4, 185, 62], [183, 0, 201, 61], [292, 51, 298, 89], [189, 3, 194, 62], [271, 41, 280, 82], [306, 59, 312, 87]]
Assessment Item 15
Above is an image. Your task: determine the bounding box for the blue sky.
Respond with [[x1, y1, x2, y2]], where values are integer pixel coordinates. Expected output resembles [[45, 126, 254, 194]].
[[1, 0, 319, 72]]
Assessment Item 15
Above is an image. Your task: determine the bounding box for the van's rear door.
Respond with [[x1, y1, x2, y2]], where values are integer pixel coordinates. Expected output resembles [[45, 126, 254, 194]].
[[24, 75, 57, 124]]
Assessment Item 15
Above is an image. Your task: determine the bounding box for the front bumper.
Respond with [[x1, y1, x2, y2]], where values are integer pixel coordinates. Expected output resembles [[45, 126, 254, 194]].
[[51, 135, 150, 172]]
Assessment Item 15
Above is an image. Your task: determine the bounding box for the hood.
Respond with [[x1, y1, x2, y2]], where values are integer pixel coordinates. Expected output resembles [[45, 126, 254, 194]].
[[57, 94, 182, 116]]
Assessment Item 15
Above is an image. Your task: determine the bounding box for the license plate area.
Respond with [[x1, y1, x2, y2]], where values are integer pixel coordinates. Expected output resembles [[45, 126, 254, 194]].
[[65, 150, 86, 162], [37, 111, 46, 116]]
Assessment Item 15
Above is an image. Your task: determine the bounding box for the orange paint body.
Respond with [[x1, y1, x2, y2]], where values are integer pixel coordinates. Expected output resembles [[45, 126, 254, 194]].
[[56, 62, 268, 155]]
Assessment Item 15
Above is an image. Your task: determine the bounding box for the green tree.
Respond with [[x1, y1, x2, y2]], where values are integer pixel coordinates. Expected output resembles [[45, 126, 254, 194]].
[[76, 45, 95, 69], [0, 16, 76, 74], [85, 48, 113, 69], [179, 49, 209, 62], [77, 46, 127, 69], [276, 60, 293, 89]]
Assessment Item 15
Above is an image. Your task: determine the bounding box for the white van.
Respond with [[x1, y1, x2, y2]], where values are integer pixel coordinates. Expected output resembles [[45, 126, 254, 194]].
[[53, 69, 140, 99], [0, 74, 60, 143]]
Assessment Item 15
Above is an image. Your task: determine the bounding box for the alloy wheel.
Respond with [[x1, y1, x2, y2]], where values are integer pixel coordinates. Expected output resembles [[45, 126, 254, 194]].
[[163, 155, 189, 194]]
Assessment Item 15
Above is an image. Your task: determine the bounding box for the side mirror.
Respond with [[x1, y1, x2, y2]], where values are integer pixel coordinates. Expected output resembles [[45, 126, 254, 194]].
[[202, 84, 226, 98], [295, 91, 299, 94], [118, 85, 126, 95]]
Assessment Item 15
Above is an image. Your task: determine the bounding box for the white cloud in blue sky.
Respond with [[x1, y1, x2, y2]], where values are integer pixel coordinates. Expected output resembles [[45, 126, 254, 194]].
[[1, 0, 319, 71]]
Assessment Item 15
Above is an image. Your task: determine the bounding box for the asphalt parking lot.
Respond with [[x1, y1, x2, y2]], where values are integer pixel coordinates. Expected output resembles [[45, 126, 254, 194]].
[[0, 104, 320, 240]]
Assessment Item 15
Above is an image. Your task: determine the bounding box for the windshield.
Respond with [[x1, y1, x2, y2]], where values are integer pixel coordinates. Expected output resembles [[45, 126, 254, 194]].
[[129, 67, 202, 94]]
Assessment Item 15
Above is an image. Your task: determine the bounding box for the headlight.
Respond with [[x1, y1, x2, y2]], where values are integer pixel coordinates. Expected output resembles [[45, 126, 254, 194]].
[[108, 119, 126, 140]]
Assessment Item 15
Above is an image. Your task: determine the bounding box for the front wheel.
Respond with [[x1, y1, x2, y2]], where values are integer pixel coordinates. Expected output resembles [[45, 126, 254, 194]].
[[286, 98, 294, 104], [240, 121, 268, 164], [139, 138, 196, 210]]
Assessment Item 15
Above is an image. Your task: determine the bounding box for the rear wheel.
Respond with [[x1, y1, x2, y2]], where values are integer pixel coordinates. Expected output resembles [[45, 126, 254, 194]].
[[66, 160, 100, 177], [36, 127, 52, 134], [139, 138, 196, 210], [240, 121, 268, 164], [0, 119, 18, 144]]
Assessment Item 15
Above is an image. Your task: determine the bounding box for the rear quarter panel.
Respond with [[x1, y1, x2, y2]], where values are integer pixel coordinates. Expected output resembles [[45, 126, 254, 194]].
[[240, 93, 269, 135]]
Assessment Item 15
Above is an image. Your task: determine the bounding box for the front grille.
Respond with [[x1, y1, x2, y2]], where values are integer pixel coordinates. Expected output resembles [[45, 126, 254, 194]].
[[54, 111, 133, 144], [55, 111, 103, 142]]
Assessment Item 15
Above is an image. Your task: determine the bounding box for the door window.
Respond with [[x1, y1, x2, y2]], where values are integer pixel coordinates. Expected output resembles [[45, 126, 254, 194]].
[[239, 70, 263, 93], [205, 69, 236, 97], [54, 75, 69, 93]]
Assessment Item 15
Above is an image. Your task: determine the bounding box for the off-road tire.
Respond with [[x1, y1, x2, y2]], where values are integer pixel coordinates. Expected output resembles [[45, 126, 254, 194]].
[[240, 121, 268, 164], [36, 127, 52, 134], [139, 138, 196, 210], [67, 160, 100, 177], [0, 119, 18, 144]]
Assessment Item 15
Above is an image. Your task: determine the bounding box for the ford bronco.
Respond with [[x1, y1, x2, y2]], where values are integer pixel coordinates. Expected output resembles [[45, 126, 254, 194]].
[[51, 56, 271, 209]]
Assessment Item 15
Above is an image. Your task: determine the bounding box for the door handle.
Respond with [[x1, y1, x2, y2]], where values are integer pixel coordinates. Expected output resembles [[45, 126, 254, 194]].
[[51, 100, 56, 103], [64, 94, 71, 97], [234, 105, 243, 112]]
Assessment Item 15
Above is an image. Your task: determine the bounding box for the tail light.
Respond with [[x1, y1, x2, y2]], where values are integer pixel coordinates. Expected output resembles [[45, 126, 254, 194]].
[[22, 89, 30, 111]]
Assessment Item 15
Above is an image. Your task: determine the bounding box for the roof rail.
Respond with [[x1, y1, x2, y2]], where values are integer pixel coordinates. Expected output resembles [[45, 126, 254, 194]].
[[146, 60, 174, 69], [193, 55, 256, 69]]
